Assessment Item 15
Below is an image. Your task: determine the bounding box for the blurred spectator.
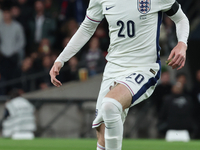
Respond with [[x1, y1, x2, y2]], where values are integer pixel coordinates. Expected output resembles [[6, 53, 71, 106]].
[[161, 15, 177, 56], [51, 52, 59, 62], [94, 26, 107, 39], [57, 20, 78, 52], [43, 55, 80, 84], [157, 82, 196, 137], [0, 7, 25, 82], [59, 0, 87, 23], [152, 67, 172, 114], [17, 0, 32, 16], [94, 25, 109, 53], [12, 0, 32, 43], [10, 5, 26, 62], [15, 57, 35, 93], [38, 38, 51, 55], [0, 89, 36, 138], [11, 5, 21, 20], [28, 0, 56, 52], [64, 56, 80, 82], [38, 55, 53, 89], [61, 19, 78, 37], [26, 0, 35, 6], [53, 37, 79, 83], [176, 72, 189, 94], [69, 56, 79, 78], [80, 37, 106, 76], [44, 0, 60, 19], [62, 36, 71, 48], [191, 69, 200, 138]]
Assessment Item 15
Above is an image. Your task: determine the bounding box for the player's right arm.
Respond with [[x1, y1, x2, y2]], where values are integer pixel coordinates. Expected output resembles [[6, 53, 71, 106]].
[[166, 3, 189, 70], [160, 0, 189, 70], [50, 0, 104, 87]]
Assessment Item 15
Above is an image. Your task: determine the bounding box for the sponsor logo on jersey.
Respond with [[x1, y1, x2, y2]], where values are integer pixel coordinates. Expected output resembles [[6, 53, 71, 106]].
[[106, 6, 115, 10], [140, 15, 147, 20], [138, 0, 151, 14], [150, 68, 156, 75]]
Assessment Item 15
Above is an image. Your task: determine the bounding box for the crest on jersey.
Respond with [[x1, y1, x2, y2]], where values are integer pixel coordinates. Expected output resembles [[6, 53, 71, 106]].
[[138, 0, 151, 14]]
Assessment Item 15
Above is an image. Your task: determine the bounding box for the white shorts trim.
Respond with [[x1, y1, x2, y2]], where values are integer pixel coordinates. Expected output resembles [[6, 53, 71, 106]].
[[92, 121, 104, 128], [115, 80, 134, 96]]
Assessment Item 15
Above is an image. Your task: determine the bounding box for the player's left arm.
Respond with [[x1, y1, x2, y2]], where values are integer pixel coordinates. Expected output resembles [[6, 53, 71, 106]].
[[165, 1, 190, 70]]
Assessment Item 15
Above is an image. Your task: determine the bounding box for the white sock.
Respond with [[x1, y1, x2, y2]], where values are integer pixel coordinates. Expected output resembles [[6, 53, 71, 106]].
[[97, 142, 105, 150], [101, 97, 123, 150]]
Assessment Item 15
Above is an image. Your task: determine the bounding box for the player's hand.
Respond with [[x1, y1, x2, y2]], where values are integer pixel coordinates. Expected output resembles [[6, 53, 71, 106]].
[[167, 42, 187, 70], [49, 62, 62, 87]]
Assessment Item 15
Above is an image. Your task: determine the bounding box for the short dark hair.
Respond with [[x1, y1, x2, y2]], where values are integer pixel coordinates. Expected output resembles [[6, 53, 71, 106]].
[[35, 0, 44, 4], [2, 6, 11, 12], [8, 89, 20, 99], [1, 1, 12, 11]]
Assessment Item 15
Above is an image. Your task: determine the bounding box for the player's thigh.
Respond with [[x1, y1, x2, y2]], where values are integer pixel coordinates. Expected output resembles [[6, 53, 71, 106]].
[[107, 69, 159, 109], [105, 84, 132, 110]]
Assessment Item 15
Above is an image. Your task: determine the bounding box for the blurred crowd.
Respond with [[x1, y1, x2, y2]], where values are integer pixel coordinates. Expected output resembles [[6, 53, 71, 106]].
[[0, 0, 200, 139], [152, 68, 200, 139], [0, 0, 107, 95], [0, 0, 199, 95]]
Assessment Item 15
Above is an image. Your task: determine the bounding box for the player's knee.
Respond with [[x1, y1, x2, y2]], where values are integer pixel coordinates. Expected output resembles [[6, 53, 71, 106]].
[[101, 102, 114, 115], [101, 97, 122, 123]]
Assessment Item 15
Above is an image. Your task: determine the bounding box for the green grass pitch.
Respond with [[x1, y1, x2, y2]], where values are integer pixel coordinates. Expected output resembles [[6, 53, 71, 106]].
[[0, 138, 200, 150]]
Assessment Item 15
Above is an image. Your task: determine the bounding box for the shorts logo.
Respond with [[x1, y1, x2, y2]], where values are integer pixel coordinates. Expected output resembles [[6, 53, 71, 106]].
[[95, 109, 98, 117], [138, 0, 151, 14]]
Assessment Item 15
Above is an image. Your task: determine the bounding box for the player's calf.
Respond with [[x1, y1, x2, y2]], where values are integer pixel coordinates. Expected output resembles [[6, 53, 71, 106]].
[[96, 124, 105, 150]]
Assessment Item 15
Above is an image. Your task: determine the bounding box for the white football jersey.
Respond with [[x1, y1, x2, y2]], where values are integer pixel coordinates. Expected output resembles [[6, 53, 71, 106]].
[[86, 0, 175, 68]]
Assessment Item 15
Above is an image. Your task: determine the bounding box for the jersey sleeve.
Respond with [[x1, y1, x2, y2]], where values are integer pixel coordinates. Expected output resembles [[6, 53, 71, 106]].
[[55, 17, 99, 66], [86, 0, 104, 23], [160, 0, 176, 12], [169, 7, 189, 45]]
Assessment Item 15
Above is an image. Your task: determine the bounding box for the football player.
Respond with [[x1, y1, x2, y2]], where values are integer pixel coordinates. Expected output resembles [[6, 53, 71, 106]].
[[50, 0, 189, 149]]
